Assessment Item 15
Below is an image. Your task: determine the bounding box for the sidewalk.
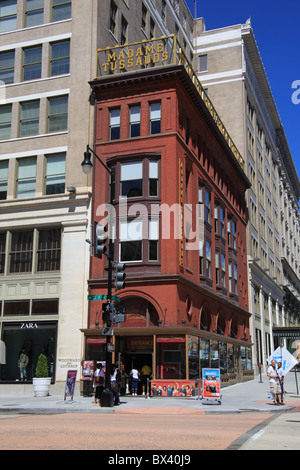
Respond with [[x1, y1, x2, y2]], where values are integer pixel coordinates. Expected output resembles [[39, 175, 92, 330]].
[[0, 373, 299, 415]]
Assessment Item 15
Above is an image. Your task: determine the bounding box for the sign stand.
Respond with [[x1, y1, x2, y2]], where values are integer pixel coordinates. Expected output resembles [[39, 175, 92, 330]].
[[202, 368, 222, 405], [64, 370, 78, 403]]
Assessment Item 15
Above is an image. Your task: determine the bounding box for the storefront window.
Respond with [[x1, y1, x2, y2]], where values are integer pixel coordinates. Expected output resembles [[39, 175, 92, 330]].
[[188, 336, 199, 380], [85, 337, 107, 362], [156, 336, 186, 379], [1, 321, 57, 382], [200, 338, 209, 370], [228, 343, 235, 373], [210, 340, 219, 368], [220, 341, 227, 374], [240, 346, 252, 370]]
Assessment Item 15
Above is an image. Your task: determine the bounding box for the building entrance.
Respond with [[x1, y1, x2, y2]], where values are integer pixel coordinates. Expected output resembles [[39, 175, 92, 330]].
[[121, 352, 152, 395]]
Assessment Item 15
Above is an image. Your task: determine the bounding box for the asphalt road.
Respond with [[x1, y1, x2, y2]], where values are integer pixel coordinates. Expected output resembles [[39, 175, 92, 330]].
[[0, 411, 273, 451]]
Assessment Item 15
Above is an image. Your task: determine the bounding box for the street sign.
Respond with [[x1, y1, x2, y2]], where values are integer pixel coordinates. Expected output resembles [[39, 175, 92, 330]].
[[88, 295, 120, 302], [102, 327, 113, 336]]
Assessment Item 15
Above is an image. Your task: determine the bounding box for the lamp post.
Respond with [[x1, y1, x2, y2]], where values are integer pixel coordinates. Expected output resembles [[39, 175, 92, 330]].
[[82, 145, 114, 407]]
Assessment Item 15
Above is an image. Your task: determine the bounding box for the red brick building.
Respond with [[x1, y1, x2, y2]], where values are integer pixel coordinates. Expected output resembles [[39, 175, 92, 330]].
[[82, 41, 252, 391]]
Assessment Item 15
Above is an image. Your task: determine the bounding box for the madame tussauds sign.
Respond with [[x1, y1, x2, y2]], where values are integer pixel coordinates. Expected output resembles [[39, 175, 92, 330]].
[[96, 36, 175, 77]]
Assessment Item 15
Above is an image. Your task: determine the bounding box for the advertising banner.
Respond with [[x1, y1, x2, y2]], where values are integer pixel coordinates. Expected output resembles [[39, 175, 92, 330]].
[[150, 381, 196, 397], [82, 360, 94, 380], [64, 370, 77, 401], [202, 368, 221, 400]]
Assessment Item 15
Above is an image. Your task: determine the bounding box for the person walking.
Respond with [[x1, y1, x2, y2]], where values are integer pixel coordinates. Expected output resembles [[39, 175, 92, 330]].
[[267, 359, 281, 405], [111, 363, 121, 405], [93, 363, 105, 406]]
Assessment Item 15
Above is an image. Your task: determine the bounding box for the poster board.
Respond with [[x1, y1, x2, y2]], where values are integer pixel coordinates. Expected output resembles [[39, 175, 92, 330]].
[[64, 370, 77, 401], [82, 360, 94, 380], [202, 368, 221, 404], [150, 380, 196, 397]]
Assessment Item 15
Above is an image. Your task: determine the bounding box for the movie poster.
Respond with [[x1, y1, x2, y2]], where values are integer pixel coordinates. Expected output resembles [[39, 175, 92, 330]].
[[202, 368, 220, 399], [150, 381, 196, 397]]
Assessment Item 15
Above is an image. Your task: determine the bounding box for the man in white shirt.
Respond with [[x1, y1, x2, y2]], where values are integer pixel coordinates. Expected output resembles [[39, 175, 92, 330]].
[[277, 361, 285, 405], [267, 359, 281, 405]]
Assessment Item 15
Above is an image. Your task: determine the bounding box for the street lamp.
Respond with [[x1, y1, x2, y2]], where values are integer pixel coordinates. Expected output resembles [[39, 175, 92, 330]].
[[81, 145, 114, 407]]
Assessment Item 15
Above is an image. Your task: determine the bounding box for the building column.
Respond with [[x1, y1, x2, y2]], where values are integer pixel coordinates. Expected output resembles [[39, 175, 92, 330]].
[[259, 286, 267, 370], [268, 293, 274, 355], [55, 219, 89, 384]]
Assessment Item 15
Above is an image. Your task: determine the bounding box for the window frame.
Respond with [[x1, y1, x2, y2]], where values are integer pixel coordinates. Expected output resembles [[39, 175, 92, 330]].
[[0, 103, 12, 140], [20, 100, 40, 137], [50, 39, 70, 76], [25, 0, 44, 28], [48, 95, 68, 133], [0, 50, 15, 84], [23, 44, 42, 81]]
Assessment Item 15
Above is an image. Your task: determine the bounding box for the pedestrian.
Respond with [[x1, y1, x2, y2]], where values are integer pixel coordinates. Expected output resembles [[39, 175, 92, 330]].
[[93, 362, 105, 406], [111, 363, 121, 405], [130, 366, 139, 396], [18, 348, 29, 381], [277, 361, 285, 405], [141, 363, 151, 396], [267, 359, 281, 405]]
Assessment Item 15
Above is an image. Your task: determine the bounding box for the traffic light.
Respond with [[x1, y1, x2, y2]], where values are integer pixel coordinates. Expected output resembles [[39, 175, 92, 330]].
[[114, 262, 126, 291], [102, 302, 111, 323], [94, 222, 107, 258]]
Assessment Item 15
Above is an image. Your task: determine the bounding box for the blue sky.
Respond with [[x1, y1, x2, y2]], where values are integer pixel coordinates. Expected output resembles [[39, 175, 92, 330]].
[[186, 0, 300, 182]]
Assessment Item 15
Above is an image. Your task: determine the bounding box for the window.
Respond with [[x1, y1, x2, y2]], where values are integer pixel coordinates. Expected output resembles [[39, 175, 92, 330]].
[[150, 17, 155, 39], [214, 204, 225, 237], [17, 157, 36, 198], [149, 161, 158, 196], [25, 0, 44, 27], [228, 218, 237, 249], [199, 55, 207, 72], [141, 3, 147, 31], [0, 50, 15, 84], [0, 0, 17, 32], [50, 40, 70, 76], [32, 299, 59, 315], [52, 0, 71, 22], [110, 1, 117, 35], [20, 100, 40, 136], [150, 102, 161, 134], [23, 45, 42, 81], [0, 232, 6, 273], [110, 108, 120, 140], [45, 153, 66, 195], [204, 189, 211, 223], [130, 105, 141, 137], [0, 160, 9, 200], [120, 15, 127, 45], [120, 220, 142, 262], [229, 262, 237, 295], [10, 230, 34, 273], [121, 161, 143, 197], [205, 240, 211, 278], [216, 252, 226, 287], [149, 219, 159, 261], [0, 104, 12, 139], [6, 228, 61, 275], [37, 228, 61, 271], [48, 95, 68, 132]]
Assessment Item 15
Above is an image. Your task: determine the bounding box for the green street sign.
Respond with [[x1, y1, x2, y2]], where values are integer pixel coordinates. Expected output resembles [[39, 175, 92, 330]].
[[88, 294, 120, 302]]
